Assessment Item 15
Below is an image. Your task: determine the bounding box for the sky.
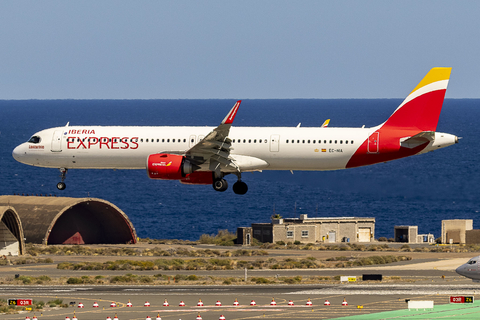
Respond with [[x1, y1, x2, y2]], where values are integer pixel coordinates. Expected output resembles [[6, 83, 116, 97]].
[[0, 1, 479, 99]]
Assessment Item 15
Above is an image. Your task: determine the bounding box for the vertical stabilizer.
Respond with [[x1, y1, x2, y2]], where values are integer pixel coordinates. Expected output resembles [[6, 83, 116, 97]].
[[382, 67, 451, 131]]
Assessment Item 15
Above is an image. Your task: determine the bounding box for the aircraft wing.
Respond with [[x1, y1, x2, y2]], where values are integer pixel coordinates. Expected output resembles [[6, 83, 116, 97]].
[[185, 100, 241, 173]]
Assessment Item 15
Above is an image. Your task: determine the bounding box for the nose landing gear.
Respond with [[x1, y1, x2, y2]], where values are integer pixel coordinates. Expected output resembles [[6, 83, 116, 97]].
[[56, 168, 67, 190]]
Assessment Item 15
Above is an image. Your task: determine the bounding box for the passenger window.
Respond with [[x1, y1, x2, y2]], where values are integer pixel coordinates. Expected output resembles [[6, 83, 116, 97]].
[[259, 138, 262, 143], [286, 140, 289, 143], [140, 139, 143, 142], [162, 139, 165, 142], [313, 140, 316, 144], [351, 140, 354, 144], [254, 139, 257, 143], [243, 139, 246, 143], [167, 139, 170, 143], [308, 140, 310, 143], [329, 140, 332, 144], [183, 139, 186, 143], [172, 139, 175, 142], [297, 140, 300, 143], [345, 140, 348, 144], [340, 140, 343, 144], [248, 139, 251, 143], [335, 140, 337, 144]]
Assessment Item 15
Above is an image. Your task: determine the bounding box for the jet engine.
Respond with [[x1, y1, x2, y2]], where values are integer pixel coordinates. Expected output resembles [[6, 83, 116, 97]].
[[147, 153, 196, 180]]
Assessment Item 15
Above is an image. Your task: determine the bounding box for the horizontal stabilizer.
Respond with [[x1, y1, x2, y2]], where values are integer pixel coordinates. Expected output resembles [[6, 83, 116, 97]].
[[400, 131, 434, 149]]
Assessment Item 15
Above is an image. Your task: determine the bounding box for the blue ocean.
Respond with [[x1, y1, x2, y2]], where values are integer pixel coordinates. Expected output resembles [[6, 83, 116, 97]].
[[0, 99, 478, 241]]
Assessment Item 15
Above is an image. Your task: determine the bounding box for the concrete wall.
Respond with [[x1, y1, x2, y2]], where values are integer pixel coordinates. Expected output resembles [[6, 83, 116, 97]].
[[442, 220, 473, 244], [466, 230, 480, 244]]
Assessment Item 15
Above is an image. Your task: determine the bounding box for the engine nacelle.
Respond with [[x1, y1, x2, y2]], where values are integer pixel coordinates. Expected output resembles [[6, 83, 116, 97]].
[[147, 153, 195, 180], [180, 171, 214, 185]]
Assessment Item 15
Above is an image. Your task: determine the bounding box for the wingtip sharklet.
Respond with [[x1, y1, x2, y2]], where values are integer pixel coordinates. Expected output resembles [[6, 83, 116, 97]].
[[222, 100, 241, 125]]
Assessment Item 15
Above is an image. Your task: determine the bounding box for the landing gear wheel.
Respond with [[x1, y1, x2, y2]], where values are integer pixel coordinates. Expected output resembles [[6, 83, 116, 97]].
[[233, 181, 248, 195], [213, 179, 228, 192], [57, 168, 68, 191]]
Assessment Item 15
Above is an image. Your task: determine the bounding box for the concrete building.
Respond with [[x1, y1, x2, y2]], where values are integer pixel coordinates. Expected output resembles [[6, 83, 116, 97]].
[[394, 226, 435, 244], [0, 195, 137, 246], [0, 206, 25, 256], [240, 215, 375, 245], [441, 219, 473, 244]]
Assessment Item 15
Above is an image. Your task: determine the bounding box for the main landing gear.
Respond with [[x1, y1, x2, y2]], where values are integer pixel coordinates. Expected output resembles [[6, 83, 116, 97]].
[[212, 174, 248, 195], [56, 168, 67, 190]]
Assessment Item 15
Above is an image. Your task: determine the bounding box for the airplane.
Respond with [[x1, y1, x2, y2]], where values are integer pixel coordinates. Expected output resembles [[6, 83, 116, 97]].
[[12, 67, 458, 195], [456, 256, 480, 282]]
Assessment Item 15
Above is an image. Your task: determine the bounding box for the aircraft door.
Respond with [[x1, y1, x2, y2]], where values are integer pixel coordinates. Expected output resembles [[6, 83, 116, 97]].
[[270, 134, 280, 152], [189, 135, 196, 148], [51, 130, 63, 152], [368, 132, 379, 154]]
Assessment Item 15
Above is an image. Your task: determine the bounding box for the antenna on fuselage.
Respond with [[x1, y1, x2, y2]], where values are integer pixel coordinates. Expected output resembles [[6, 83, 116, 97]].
[[65, 122, 70, 127]]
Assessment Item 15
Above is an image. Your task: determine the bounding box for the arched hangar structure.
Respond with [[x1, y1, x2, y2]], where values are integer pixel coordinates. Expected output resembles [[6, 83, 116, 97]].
[[0, 206, 25, 256], [0, 196, 137, 245]]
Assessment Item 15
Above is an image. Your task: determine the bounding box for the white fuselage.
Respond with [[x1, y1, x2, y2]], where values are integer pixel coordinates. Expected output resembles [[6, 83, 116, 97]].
[[12, 125, 456, 172]]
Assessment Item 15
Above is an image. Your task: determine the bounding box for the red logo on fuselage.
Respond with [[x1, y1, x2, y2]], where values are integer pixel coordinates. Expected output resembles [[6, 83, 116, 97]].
[[67, 137, 139, 150]]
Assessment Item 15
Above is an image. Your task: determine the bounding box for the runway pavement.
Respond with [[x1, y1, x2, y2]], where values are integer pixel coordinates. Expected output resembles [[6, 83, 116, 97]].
[[0, 252, 476, 319], [2, 283, 480, 320]]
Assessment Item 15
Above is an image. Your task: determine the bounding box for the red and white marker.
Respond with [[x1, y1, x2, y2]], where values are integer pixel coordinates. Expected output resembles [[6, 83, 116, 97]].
[[196, 314, 203, 320], [162, 299, 169, 307], [219, 315, 226, 320], [306, 298, 313, 306], [65, 317, 70, 320], [106, 317, 112, 320], [110, 302, 116, 307], [93, 302, 99, 308], [145, 317, 152, 320], [179, 300, 185, 307], [144, 301, 151, 307], [25, 317, 30, 320], [77, 302, 84, 308], [197, 299, 204, 307], [342, 298, 348, 306], [270, 298, 276, 306], [250, 300, 256, 306], [215, 300, 222, 306], [288, 300, 294, 306], [114, 314, 119, 320], [233, 298, 240, 306], [126, 300, 133, 307], [324, 300, 331, 306], [72, 315, 78, 320], [156, 313, 162, 320], [32, 316, 38, 320]]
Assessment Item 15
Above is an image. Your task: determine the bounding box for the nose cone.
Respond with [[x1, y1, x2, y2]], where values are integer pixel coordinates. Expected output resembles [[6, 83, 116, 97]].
[[456, 265, 466, 276], [12, 143, 28, 164]]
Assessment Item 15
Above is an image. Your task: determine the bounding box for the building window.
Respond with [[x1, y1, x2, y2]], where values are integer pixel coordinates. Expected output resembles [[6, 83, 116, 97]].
[[254, 230, 261, 235], [287, 231, 293, 238], [301, 230, 309, 237]]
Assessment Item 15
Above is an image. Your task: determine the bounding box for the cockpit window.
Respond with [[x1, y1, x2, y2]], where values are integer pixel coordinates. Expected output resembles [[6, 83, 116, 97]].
[[468, 260, 477, 264], [28, 136, 41, 144]]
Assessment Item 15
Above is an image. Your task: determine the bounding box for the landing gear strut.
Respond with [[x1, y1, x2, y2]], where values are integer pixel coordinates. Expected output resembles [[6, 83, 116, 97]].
[[57, 168, 67, 190]]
